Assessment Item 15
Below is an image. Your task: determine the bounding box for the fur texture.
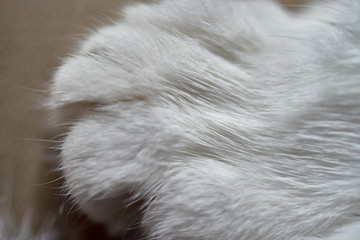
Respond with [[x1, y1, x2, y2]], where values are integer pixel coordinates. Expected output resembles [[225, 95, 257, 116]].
[[48, 0, 360, 239]]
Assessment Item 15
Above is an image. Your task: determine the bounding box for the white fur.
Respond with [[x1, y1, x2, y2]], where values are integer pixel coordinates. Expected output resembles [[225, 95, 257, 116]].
[[50, 0, 360, 239]]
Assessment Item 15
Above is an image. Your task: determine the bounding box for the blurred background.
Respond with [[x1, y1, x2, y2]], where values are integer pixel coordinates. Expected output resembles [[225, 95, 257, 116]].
[[0, 1, 133, 239], [0, 0, 309, 239]]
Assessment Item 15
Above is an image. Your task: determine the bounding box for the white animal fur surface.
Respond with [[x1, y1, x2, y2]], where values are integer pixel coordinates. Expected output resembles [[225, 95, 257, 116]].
[[48, 0, 360, 239]]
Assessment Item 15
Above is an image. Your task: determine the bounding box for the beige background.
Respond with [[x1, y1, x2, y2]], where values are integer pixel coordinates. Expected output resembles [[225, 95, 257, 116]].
[[0, 1, 133, 239], [0, 0, 309, 239]]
